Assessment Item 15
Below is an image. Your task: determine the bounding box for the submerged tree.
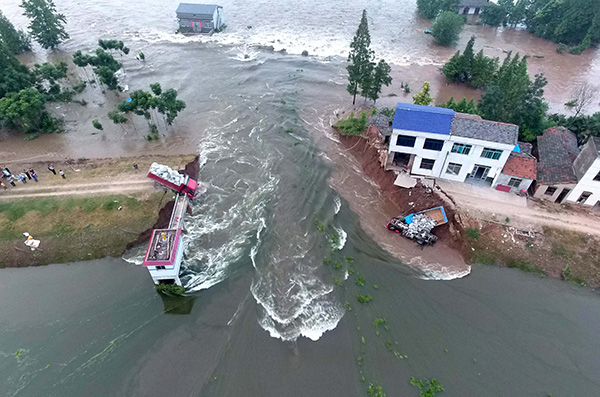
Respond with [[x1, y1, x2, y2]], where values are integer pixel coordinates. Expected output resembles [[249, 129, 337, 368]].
[[0, 87, 60, 133], [347, 10, 374, 105], [565, 82, 600, 117], [73, 48, 122, 91], [431, 11, 465, 46], [413, 81, 434, 106], [21, 0, 69, 49], [0, 11, 31, 54]]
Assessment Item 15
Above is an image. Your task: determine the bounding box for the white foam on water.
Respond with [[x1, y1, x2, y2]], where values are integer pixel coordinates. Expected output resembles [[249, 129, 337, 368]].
[[332, 225, 347, 251], [333, 196, 342, 214], [408, 256, 472, 280]]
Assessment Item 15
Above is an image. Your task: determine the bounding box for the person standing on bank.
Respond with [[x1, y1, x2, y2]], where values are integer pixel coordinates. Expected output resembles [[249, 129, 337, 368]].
[[59, 170, 66, 179], [48, 165, 57, 175], [24, 169, 31, 179], [30, 170, 38, 182]]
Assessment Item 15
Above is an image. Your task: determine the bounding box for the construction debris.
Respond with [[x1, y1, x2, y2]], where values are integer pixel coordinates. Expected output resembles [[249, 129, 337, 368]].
[[149, 162, 184, 187]]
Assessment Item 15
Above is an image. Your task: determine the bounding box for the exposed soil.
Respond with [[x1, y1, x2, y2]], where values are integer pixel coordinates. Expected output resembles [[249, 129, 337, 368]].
[[337, 133, 467, 261]]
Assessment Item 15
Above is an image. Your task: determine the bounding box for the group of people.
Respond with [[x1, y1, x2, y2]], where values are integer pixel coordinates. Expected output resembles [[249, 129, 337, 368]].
[[1, 165, 66, 190]]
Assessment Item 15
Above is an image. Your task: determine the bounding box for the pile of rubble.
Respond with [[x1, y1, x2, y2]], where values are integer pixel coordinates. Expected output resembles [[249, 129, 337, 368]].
[[403, 214, 437, 244], [149, 162, 184, 186]]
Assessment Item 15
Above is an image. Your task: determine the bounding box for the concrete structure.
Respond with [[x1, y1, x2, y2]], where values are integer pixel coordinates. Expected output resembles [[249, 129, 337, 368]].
[[493, 142, 537, 194], [566, 137, 600, 206], [387, 103, 518, 186], [457, 0, 493, 22], [176, 3, 225, 34], [366, 113, 392, 144], [533, 127, 579, 203]]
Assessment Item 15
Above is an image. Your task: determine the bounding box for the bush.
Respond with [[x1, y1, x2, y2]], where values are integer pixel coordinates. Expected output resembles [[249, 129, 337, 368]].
[[92, 119, 103, 130], [431, 11, 466, 46], [556, 43, 568, 54], [466, 227, 480, 240], [156, 283, 186, 296], [357, 294, 372, 304], [334, 111, 368, 135]]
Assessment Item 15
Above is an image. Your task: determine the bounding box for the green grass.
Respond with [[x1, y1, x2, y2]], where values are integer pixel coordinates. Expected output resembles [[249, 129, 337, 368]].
[[552, 243, 572, 259], [507, 260, 546, 275], [333, 111, 368, 136], [471, 251, 496, 265], [466, 227, 480, 240], [0, 195, 143, 222]]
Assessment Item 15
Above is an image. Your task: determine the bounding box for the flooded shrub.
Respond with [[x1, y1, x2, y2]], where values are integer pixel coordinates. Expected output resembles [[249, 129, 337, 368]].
[[357, 294, 372, 304], [155, 283, 185, 296]]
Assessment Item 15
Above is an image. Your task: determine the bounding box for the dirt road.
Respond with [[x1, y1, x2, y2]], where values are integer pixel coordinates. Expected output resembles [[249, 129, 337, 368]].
[[436, 180, 600, 236]]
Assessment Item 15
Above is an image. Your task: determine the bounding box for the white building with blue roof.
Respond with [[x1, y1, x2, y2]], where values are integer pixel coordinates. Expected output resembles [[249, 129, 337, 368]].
[[388, 103, 519, 186]]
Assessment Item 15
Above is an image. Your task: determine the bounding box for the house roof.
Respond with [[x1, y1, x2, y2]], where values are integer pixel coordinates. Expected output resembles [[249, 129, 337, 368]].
[[457, 0, 492, 7], [536, 127, 579, 185], [450, 116, 519, 146], [176, 3, 219, 16], [502, 154, 537, 180], [392, 103, 455, 135], [367, 113, 392, 136], [516, 142, 533, 156], [593, 137, 600, 155]]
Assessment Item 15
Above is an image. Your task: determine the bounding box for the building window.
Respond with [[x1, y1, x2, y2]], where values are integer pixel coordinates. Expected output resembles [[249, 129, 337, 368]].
[[423, 138, 444, 151], [451, 143, 472, 155], [463, 7, 470, 14], [396, 134, 416, 147], [446, 162, 462, 175], [420, 158, 435, 170], [544, 186, 557, 196], [507, 178, 522, 188], [156, 266, 166, 270], [481, 148, 503, 160], [577, 192, 592, 204], [594, 171, 600, 181], [474, 7, 480, 14]]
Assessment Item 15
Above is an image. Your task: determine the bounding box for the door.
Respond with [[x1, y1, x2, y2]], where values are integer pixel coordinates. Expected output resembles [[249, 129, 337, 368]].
[[472, 165, 490, 179], [555, 188, 571, 203]]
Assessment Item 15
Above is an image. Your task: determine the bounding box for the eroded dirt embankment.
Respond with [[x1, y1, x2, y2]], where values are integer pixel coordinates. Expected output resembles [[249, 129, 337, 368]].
[[126, 155, 200, 251], [336, 134, 470, 265]]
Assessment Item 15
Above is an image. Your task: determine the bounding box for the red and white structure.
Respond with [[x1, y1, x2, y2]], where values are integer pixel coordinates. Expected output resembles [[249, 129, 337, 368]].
[[143, 163, 198, 287]]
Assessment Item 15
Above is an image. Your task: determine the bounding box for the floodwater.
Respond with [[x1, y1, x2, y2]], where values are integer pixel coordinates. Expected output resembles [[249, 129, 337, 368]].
[[1, 0, 600, 395]]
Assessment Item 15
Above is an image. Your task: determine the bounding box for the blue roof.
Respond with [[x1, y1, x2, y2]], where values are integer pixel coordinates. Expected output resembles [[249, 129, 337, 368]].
[[392, 103, 455, 135]]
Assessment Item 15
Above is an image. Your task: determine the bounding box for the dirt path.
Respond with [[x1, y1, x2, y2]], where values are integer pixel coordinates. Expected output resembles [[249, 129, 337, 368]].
[[436, 180, 600, 236], [0, 179, 155, 200]]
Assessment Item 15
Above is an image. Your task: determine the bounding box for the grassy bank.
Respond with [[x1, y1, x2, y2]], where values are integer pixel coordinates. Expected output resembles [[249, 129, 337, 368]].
[[466, 220, 600, 288], [0, 192, 168, 267]]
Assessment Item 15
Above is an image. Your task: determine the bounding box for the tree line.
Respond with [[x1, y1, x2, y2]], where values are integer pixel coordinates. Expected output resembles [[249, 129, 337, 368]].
[[0, 0, 186, 138], [439, 36, 600, 143], [417, 0, 600, 54]]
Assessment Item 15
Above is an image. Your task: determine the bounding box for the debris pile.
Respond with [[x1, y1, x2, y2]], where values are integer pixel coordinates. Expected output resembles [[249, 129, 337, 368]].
[[149, 163, 184, 186], [387, 214, 438, 245]]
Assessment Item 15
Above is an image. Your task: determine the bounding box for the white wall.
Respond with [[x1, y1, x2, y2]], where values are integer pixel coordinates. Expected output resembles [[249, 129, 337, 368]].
[[388, 129, 514, 183], [566, 158, 600, 206]]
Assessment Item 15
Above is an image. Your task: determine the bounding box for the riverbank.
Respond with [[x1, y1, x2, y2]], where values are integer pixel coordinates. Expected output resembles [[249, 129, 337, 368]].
[[0, 154, 196, 268], [336, 129, 600, 288]]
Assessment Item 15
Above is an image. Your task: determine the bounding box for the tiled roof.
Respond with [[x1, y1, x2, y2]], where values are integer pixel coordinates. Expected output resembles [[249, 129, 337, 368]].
[[450, 117, 519, 145], [392, 103, 455, 135], [367, 113, 392, 136], [502, 154, 537, 180], [536, 127, 579, 184], [516, 142, 533, 156], [458, 0, 492, 7]]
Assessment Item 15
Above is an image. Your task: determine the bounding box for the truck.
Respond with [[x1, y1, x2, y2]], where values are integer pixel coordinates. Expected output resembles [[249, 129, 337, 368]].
[[386, 206, 448, 246], [147, 162, 198, 199]]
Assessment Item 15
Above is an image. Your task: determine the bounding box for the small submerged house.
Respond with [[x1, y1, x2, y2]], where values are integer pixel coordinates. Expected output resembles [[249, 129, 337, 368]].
[[176, 3, 225, 34]]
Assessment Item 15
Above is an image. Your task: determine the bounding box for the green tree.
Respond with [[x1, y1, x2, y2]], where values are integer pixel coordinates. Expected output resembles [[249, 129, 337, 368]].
[[470, 50, 498, 88], [366, 59, 392, 103], [108, 109, 128, 124], [440, 96, 479, 114], [0, 87, 52, 133], [431, 11, 465, 46], [480, 3, 507, 26], [0, 42, 35, 97], [440, 37, 498, 88], [73, 48, 122, 91], [413, 81, 434, 106], [0, 11, 31, 54], [478, 53, 548, 139], [347, 10, 374, 105], [417, 0, 457, 19], [21, 0, 69, 49]]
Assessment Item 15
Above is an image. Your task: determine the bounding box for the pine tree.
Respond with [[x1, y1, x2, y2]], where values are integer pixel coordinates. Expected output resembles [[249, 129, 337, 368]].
[[21, 0, 69, 49], [413, 81, 434, 106], [347, 10, 374, 105], [0, 11, 31, 54], [366, 59, 392, 103]]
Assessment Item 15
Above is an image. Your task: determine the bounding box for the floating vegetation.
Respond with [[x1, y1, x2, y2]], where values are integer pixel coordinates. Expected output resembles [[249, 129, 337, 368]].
[[373, 284, 379, 289], [331, 233, 340, 245], [334, 279, 343, 286], [345, 301, 352, 311], [323, 257, 331, 265], [410, 377, 444, 396], [357, 295, 372, 304], [367, 383, 386, 397], [355, 276, 365, 286], [346, 256, 354, 262], [314, 218, 324, 231], [334, 261, 343, 269], [372, 318, 387, 328], [361, 336, 366, 344], [15, 349, 24, 357]]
